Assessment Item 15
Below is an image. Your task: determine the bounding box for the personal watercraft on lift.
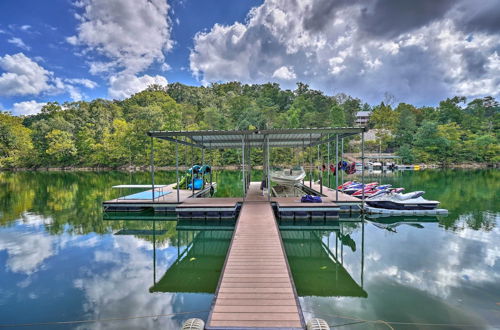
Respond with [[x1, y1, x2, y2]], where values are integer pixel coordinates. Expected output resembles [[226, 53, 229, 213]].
[[365, 190, 440, 210], [343, 182, 379, 195]]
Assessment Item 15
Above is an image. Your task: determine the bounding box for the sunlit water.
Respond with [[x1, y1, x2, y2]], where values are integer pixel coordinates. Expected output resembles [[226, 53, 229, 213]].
[[0, 170, 498, 329]]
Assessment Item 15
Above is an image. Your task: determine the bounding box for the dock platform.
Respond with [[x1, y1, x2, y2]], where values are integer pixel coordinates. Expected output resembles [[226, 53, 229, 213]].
[[176, 198, 242, 219], [207, 183, 304, 329], [102, 183, 214, 212]]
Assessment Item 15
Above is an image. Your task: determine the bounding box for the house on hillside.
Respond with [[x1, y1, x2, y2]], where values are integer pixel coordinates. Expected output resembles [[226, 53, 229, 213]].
[[355, 111, 371, 126]]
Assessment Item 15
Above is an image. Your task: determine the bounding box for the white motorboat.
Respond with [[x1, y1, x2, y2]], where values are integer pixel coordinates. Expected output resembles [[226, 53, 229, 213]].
[[270, 166, 306, 186]]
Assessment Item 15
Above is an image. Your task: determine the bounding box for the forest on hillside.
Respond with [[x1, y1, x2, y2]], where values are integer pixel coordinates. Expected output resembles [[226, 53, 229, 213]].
[[0, 82, 499, 169]]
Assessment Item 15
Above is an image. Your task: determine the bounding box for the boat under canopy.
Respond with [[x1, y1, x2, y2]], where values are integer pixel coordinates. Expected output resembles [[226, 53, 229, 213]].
[[270, 166, 306, 186]]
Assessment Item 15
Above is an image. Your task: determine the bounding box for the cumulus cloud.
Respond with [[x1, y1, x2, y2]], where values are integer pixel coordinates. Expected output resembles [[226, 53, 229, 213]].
[[272, 66, 296, 80], [190, 0, 500, 104], [108, 74, 168, 99], [67, 0, 173, 98], [7, 37, 31, 50], [0, 53, 52, 96], [10, 100, 47, 116], [0, 53, 98, 103]]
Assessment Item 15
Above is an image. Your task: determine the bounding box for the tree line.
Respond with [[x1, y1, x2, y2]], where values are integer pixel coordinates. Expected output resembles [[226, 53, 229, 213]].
[[0, 82, 498, 169]]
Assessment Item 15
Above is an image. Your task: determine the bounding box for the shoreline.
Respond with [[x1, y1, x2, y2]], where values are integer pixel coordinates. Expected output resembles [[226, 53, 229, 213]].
[[1, 162, 497, 172]]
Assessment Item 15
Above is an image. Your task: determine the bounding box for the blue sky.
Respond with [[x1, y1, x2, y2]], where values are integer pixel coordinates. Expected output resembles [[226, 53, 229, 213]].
[[0, 0, 499, 115]]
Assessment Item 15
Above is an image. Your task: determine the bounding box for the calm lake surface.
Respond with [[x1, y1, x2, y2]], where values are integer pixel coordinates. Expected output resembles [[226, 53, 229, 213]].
[[0, 169, 498, 329]]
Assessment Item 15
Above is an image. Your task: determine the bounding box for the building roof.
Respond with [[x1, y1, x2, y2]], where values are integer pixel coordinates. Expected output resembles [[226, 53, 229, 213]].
[[148, 127, 367, 149], [356, 111, 372, 117]]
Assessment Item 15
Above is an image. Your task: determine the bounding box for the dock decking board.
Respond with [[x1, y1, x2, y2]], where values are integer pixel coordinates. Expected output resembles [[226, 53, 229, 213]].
[[207, 183, 303, 329]]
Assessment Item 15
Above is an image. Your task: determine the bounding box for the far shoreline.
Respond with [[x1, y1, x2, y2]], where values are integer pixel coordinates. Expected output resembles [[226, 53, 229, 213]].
[[1, 162, 497, 172]]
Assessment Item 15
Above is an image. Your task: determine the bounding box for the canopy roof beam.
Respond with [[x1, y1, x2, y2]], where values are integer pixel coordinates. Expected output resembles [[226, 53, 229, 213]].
[[148, 127, 367, 149]]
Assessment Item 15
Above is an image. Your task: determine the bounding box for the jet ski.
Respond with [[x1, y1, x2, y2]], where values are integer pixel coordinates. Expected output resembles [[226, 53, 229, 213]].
[[351, 184, 392, 197], [343, 182, 378, 195], [365, 190, 440, 210]]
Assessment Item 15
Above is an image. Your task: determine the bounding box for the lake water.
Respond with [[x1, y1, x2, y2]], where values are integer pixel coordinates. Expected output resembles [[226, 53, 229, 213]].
[[0, 169, 498, 329]]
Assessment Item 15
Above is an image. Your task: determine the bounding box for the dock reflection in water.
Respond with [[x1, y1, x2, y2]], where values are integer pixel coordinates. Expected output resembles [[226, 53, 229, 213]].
[[279, 218, 367, 298], [151, 221, 234, 294], [103, 213, 235, 295], [102, 212, 497, 329]]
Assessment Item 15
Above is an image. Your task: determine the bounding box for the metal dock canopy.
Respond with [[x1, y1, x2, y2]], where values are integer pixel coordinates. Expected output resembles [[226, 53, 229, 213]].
[[148, 127, 367, 149]]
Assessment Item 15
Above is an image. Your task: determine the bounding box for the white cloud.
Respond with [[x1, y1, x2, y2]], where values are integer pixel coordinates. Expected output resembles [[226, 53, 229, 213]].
[[20, 25, 31, 31], [0, 53, 51, 96], [11, 100, 47, 116], [190, 0, 500, 105], [68, 0, 172, 76], [64, 78, 98, 89], [67, 0, 173, 99], [108, 74, 168, 99], [7, 37, 31, 50], [272, 66, 296, 80], [161, 63, 171, 72], [0, 53, 97, 102]]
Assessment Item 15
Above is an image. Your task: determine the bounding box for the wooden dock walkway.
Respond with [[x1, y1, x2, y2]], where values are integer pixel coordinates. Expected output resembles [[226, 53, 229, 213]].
[[207, 183, 304, 329]]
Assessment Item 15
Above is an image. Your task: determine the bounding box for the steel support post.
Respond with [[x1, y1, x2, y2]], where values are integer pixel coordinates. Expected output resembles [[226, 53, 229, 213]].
[[327, 138, 331, 188], [176, 139, 179, 203], [267, 134, 271, 201], [361, 131, 365, 211], [318, 144, 322, 194], [309, 134, 312, 188], [335, 134, 339, 202], [191, 145, 194, 197], [341, 137, 344, 191], [150, 137, 155, 201], [241, 136, 245, 197], [201, 136, 205, 164]]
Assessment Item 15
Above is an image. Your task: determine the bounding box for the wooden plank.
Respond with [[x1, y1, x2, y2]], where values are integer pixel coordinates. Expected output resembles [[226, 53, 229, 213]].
[[218, 287, 292, 293], [207, 194, 303, 329], [213, 305, 298, 313], [211, 312, 301, 321], [214, 299, 297, 306], [210, 320, 302, 328], [220, 282, 292, 288]]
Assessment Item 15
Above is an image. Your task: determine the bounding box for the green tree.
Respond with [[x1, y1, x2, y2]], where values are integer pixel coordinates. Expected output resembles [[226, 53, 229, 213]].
[[397, 144, 415, 163], [371, 102, 398, 130], [413, 121, 444, 162], [0, 112, 34, 168], [436, 123, 465, 164], [330, 103, 346, 127], [437, 96, 466, 125], [395, 104, 417, 146], [45, 129, 77, 165]]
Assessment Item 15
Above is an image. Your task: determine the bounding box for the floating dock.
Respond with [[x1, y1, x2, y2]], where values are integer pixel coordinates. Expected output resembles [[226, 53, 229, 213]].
[[102, 183, 215, 212], [206, 183, 304, 329], [103, 180, 358, 219]]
